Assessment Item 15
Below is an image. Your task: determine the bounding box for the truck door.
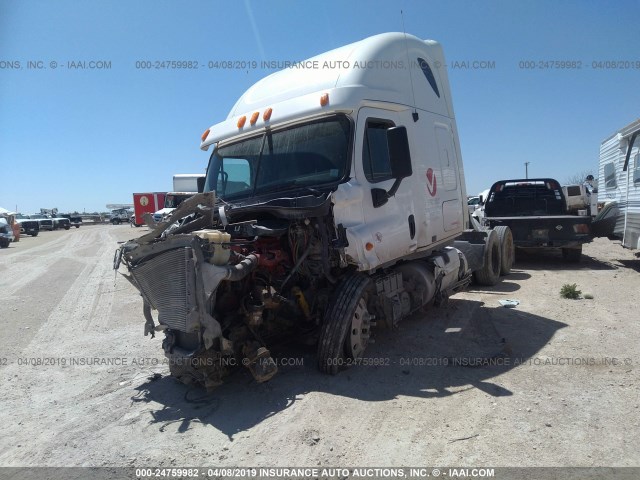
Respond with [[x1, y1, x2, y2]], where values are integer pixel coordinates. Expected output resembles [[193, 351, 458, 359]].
[[434, 122, 463, 233], [355, 107, 417, 264]]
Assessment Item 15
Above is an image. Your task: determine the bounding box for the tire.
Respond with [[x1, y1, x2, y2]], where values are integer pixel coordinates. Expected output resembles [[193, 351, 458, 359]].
[[494, 226, 514, 275], [64, 225, 70, 230], [75, 225, 80, 228], [0, 239, 8, 248], [31, 231, 38, 237], [473, 229, 502, 286], [318, 272, 374, 375], [562, 245, 582, 263]]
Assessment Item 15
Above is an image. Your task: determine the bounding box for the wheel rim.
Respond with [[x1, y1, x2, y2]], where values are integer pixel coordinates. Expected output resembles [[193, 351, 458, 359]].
[[347, 297, 371, 359]]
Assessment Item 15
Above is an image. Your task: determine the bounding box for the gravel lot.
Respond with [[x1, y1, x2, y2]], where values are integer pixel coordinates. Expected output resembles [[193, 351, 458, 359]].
[[1, 225, 639, 468]]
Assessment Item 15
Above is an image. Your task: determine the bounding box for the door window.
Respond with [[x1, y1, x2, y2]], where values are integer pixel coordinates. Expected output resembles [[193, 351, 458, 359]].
[[363, 120, 395, 183]]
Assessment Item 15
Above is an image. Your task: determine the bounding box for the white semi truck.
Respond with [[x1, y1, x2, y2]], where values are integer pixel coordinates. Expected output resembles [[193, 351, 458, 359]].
[[116, 33, 513, 389]]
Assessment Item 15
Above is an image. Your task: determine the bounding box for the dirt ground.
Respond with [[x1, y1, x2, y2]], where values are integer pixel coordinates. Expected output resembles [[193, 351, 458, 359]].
[[1, 225, 639, 468]]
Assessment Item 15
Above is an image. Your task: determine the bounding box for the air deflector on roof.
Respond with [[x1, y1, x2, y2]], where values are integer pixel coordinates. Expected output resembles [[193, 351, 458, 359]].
[[417, 57, 440, 98]]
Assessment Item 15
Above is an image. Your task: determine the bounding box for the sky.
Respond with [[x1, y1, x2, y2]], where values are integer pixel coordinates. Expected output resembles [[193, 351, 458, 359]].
[[1, 0, 639, 213]]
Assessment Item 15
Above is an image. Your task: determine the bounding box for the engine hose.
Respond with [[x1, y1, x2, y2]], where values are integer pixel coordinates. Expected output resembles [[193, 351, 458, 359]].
[[225, 254, 259, 281]]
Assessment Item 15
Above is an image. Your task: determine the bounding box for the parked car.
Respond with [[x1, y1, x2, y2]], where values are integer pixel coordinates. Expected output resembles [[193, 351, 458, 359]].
[[471, 188, 490, 223], [61, 214, 83, 228], [29, 214, 54, 231], [467, 196, 481, 213], [0, 218, 15, 248], [482, 178, 592, 262], [51, 216, 71, 230], [110, 208, 133, 225], [14, 214, 40, 237]]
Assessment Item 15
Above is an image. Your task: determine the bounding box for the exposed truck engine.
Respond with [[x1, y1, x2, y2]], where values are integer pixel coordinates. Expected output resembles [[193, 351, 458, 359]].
[[115, 33, 511, 389]]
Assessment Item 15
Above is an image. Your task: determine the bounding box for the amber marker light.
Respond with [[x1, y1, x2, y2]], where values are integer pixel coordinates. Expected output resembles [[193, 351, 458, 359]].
[[250, 111, 260, 125], [320, 93, 329, 106], [237, 116, 247, 128], [365, 242, 374, 251], [201, 129, 210, 142], [263, 108, 273, 121]]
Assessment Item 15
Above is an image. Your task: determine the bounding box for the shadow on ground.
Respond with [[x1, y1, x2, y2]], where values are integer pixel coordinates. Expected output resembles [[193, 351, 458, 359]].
[[131, 298, 566, 439], [467, 272, 529, 295], [617, 258, 640, 273], [514, 248, 619, 271]]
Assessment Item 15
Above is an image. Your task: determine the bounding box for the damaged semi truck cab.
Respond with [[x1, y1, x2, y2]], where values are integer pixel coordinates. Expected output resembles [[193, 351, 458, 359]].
[[116, 33, 508, 389]]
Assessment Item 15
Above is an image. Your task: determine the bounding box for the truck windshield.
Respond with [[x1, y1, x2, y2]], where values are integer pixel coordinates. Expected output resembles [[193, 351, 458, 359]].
[[204, 115, 351, 199]]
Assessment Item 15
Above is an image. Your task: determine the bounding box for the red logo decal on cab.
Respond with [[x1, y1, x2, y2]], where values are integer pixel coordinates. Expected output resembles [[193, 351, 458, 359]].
[[426, 168, 437, 197]]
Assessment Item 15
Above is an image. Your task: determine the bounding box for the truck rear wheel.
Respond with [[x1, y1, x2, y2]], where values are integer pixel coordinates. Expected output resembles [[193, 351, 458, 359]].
[[31, 231, 38, 237], [562, 245, 582, 263], [473, 229, 502, 286], [318, 272, 374, 375], [494, 226, 514, 275]]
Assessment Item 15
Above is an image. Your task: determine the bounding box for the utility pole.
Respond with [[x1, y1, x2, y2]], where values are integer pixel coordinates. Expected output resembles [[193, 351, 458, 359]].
[[524, 162, 530, 179]]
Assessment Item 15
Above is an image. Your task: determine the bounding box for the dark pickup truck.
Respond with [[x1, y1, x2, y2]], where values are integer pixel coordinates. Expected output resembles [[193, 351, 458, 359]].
[[60, 214, 82, 228], [482, 178, 591, 262], [14, 214, 40, 236]]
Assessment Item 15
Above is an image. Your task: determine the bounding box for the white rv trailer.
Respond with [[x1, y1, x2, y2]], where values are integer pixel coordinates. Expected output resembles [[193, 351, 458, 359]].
[[598, 118, 640, 249]]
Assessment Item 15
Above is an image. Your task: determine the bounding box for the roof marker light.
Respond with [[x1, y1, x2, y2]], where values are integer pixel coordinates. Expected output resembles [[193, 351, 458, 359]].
[[201, 129, 210, 142], [250, 111, 259, 125], [263, 108, 273, 121], [320, 93, 329, 106], [237, 116, 247, 128]]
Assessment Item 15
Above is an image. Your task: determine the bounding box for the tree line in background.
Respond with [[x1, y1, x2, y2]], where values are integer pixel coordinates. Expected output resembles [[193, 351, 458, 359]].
[[565, 170, 597, 186]]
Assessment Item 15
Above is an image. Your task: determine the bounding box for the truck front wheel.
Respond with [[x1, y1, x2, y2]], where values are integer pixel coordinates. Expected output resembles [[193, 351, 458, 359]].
[[562, 246, 582, 263], [473, 229, 502, 286], [494, 226, 514, 275], [318, 273, 374, 375]]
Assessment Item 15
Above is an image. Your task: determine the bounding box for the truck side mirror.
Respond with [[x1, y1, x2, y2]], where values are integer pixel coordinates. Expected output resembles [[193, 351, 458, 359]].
[[197, 176, 206, 193], [478, 195, 484, 204], [371, 126, 413, 208]]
